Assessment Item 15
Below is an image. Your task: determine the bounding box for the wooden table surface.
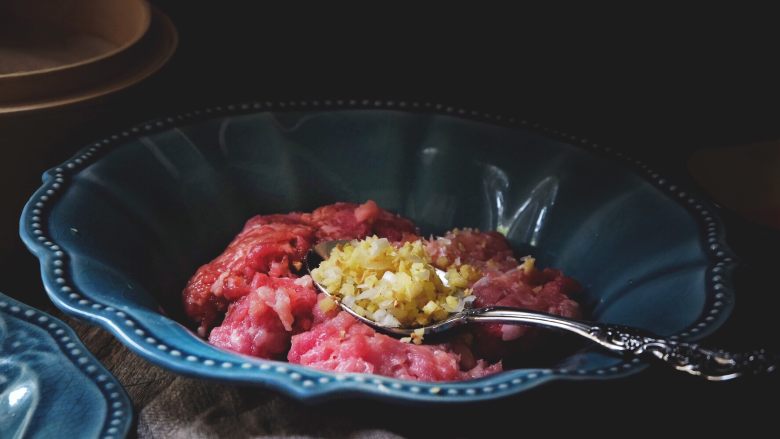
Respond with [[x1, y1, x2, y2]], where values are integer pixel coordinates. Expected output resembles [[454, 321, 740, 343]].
[[3, 2, 780, 437]]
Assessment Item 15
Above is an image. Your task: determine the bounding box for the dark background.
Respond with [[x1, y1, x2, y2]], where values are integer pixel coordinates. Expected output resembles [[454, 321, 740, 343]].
[[3, 2, 779, 436]]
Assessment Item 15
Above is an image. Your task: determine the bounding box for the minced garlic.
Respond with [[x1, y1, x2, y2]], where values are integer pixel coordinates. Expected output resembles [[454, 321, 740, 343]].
[[400, 328, 426, 345], [520, 256, 536, 274], [311, 236, 478, 328]]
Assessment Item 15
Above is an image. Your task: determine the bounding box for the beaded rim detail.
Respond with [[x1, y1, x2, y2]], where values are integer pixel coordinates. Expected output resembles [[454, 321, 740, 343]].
[[19, 99, 736, 403], [0, 293, 132, 438]]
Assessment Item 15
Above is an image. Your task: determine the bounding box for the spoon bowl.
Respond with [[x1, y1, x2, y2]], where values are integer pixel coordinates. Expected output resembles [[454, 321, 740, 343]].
[[306, 239, 459, 337]]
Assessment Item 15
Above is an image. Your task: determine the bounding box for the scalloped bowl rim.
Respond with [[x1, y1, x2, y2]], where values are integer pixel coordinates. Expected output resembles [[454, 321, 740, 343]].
[[19, 100, 738, 403]]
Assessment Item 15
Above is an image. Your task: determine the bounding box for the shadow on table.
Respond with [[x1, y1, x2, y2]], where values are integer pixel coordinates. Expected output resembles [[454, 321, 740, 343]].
[[131, 367, 778, 439]]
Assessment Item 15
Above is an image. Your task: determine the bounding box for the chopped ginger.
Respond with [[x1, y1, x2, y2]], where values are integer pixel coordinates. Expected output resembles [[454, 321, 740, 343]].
[[311, 236, 478, 328], [401, 328, 426, 345], [318, 296, 338, 313], [520, 256, 536, 274]]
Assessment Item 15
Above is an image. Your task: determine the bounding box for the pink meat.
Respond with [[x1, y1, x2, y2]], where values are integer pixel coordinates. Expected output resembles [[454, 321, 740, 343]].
[[310, 200, 419, 242], [182, 214, 315, 335], [182, 201, 417, 335], [426, 228, 518, 275], [311, 294, 340, 325], [310, 202, 373, 241], [184, 200, 585, 382], [208, 274, 317, 359], [288, 311, 502, 381], [371, 208, 420, 243], [470, 266, 582, 361]]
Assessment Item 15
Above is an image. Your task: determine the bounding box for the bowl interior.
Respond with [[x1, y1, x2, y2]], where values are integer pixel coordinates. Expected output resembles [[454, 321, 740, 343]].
[[37, 109, 721, 379]]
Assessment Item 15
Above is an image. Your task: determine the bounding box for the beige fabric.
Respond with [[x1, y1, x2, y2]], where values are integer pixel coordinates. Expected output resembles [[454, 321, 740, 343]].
[[137, 377, 405, 439], [67, 316, 407, 439]]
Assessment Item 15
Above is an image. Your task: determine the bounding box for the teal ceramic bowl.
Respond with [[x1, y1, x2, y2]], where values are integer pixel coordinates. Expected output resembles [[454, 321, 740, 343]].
[[20, 100, 736, 403]]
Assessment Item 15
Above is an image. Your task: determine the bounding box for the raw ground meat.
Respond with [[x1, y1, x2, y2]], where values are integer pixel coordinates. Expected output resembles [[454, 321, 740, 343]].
[[309, 202, 374, 241], [288, 309, 501, 381], [470, 267, 582, 361], [183, 200, 582, 381], [425, 229, 582, 361], [182, 201, 418, 335], [371, 209, 420, 243], [426, 228, 519, 275], [309, 200, 419, 242], [182, 216, 315, 335], [208, 274, 317, 359]]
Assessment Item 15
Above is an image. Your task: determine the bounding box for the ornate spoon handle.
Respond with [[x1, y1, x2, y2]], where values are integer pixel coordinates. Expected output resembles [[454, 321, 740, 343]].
[[464, 307, 778, 381], [584, 324, 777, 380]]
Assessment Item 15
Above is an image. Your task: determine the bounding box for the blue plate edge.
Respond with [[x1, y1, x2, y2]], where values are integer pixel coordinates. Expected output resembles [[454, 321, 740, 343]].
[[18, 100, 738, 404], [0, 292, 133, 438]]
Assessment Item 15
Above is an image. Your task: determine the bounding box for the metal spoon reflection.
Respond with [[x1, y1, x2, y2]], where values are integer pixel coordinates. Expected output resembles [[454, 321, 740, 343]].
[[306, 239, 777, 381]]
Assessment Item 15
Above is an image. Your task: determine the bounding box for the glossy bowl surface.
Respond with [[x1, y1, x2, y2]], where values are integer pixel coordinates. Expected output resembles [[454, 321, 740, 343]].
[[20, 102, 736, 403]]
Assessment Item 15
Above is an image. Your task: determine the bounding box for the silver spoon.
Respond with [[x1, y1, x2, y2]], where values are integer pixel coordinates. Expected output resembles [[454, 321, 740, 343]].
[[306, 240, 777, 381]]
